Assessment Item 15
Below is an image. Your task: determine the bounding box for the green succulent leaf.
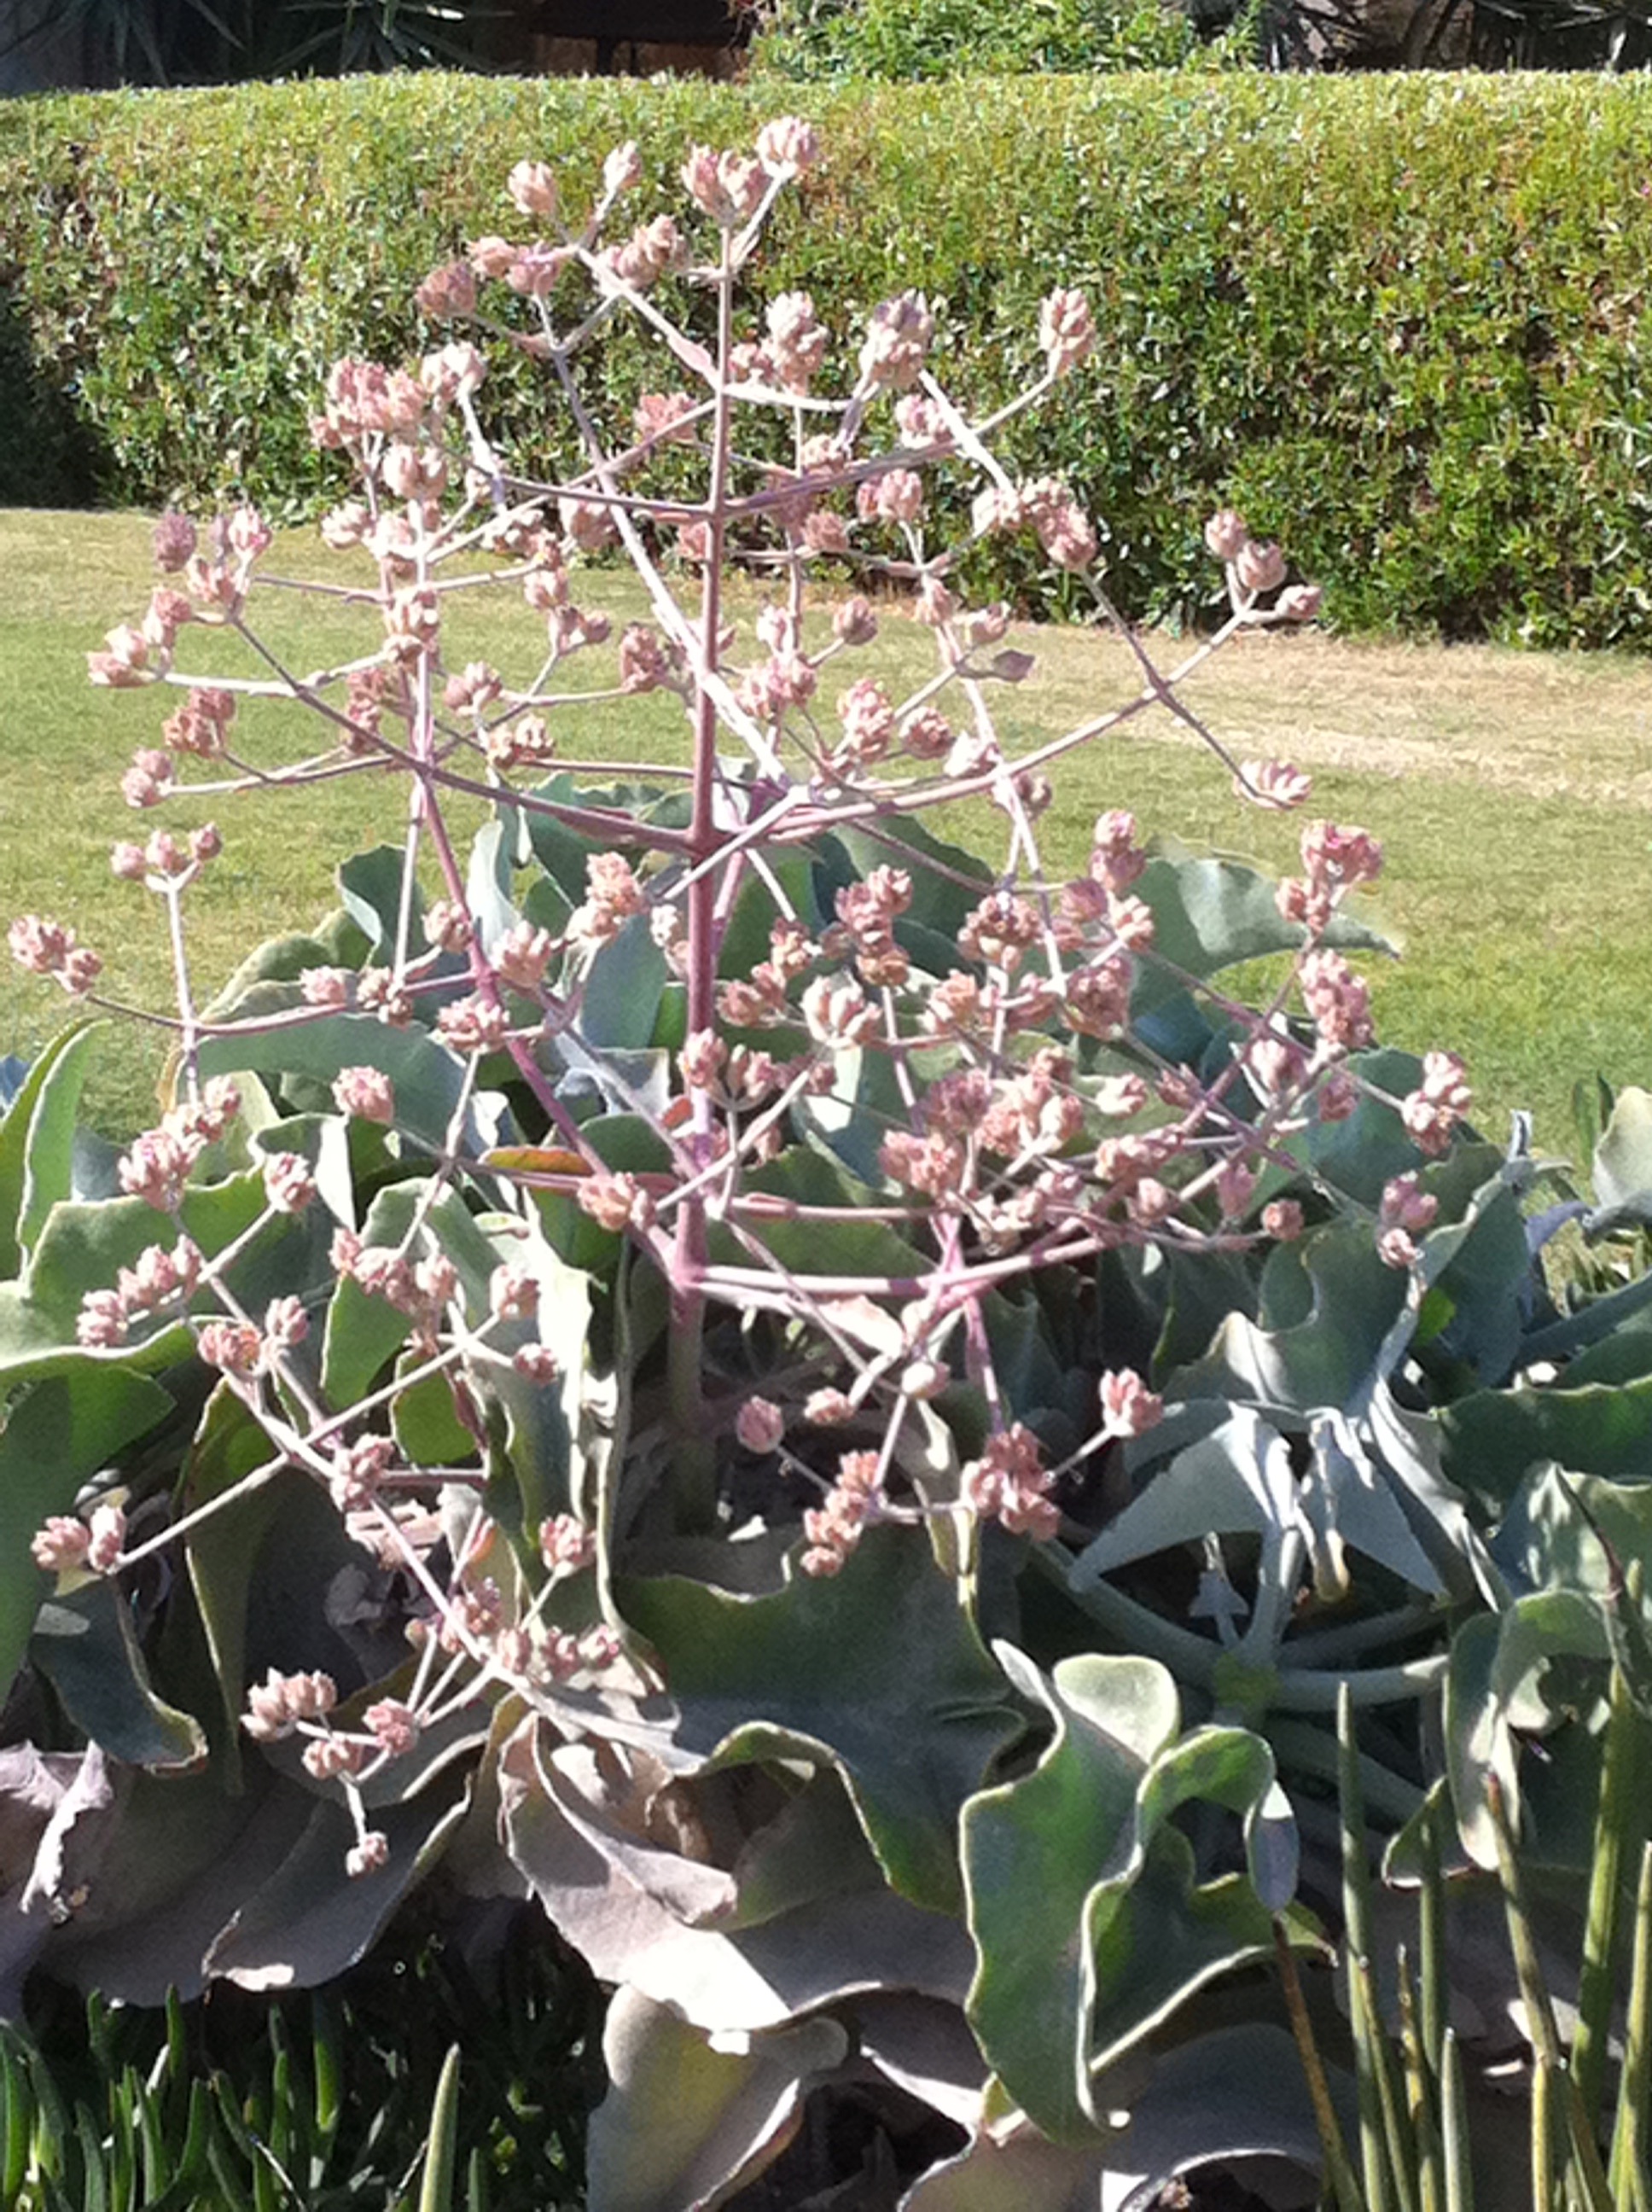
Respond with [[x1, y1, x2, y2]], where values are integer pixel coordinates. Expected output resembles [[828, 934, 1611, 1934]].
[[585, 1987, 846, 2212], [0, 1369, 173, 1703], [32, 1576, 206, 1772], [619, 1525, 1021, 1914], [0, 1020, 102, 1278], [962, 1645, 1296, 2145]]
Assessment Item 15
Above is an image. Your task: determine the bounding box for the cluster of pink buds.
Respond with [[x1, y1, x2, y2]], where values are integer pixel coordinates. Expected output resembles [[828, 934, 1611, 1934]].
[[1401, 1052, 1473, 1156], [31, 1500, 127, 1576], [241, 1666, 337, 1743], [8, 914, 102, 995], [1377, 1172, 1440, 1269], [963, 1424, 1060, 1542], [539, 1512, 598, 1573], [1277, 819, 1383, 935], [116, 1078, 241, 1212], [77, 1236, 202, 1348], [800, 1450, 885, 1577]]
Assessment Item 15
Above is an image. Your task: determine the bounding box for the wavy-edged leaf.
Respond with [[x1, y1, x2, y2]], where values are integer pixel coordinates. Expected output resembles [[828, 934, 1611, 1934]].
[[962, 1646, 1296, 2145], [31, 1577, 206, 1772], [198, 1010, 499, 1159], [619, 1525, 1021, 1914], [585, 1987, 846, 2212], [0, 1369, 172, 1703], [0, 1021, 100, 1278]]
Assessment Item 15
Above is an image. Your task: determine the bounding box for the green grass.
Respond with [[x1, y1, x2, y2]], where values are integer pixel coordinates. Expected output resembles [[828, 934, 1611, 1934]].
[[4, 509, 1650, 1158]]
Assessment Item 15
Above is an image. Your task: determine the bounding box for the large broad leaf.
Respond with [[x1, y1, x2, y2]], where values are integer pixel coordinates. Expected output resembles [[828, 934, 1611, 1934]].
[[618, 1526, 1021, 1914], [711, 1146, 928, 1282], [24, 1170, 268, 1335], [177, 1386, 287, 1782], [201, 1775, 470, 1990], [499, 1721, 973, 2034], [199, 1010, 500, 1158], [962, 1646, 1296, 2145], [1130, 847, 1391, 1021], [337, 843, 423, 962], [0, 1369, 172, 1703], [1440, 1371, 1652, 1514], [1445, 1586, 1611, 1869], [830, 818, 992, 941], [585, 1987, 846, 2212], [1169, 1218, 1406, 1419], [0, 1020, 101, 1278], [900, 2023, 1335, 2212], [1587, 1085, 1652, 1237], [580, 915, 669, 1052], [31, 1577, 206, 1771]]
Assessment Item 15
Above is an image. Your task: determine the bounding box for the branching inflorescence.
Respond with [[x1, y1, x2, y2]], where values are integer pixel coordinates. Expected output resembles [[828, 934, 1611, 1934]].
[[12, 119, 1469, 1884]]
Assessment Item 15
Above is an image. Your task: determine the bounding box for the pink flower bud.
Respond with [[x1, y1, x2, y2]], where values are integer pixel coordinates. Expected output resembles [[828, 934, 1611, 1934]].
[[1204, 509, 1249, 562], [1236, 540, 1287, 597], [490, 1264, 539, 1322], [736, 1397, 786, 1454], [756, 115, 821, 174], [32, 1516, 92, 1573], [540, 1511, 596, 1571], [364, 1698, 419, 1756], [152, 510, 198, 571], [1262, 1198, 1306, 1242], [1038, 286, 1095, 378], [603, 140, 643, 195], [332, 1066, 395, 1124], [85, 1502, 126, 1575], [415, 259, 477, 318], [1099, 1369, 1164, 1440], [514, 1342, 560, 1383], [263, 1152, 316, 1214], [506, 159, 558, 216], [199, 1320, 264, 1377], [346, 1831, 389, 1879]]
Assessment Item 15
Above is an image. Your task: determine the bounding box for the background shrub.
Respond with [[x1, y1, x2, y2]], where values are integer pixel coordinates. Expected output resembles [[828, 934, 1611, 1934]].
[[7, 70, 1652, 644]]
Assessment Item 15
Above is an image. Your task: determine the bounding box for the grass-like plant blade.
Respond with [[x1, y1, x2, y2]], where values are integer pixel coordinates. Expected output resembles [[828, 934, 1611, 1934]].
[[75, 2104, 108, 2212], [417, 2045, 463, 2212], [1610, 1841, 1652, 2204], [1533, 2054, 1557, 2212], [1339, 1686, 1393, 2212], [1, 2032, 31, 2205], [1486, 1776, 1613, 2211], [310, 1988, 342, 2173], [1417, 1796, 1447, 2095], [1272, 1917, 1370, 2212], [1396, 1947, 1441, 2212], [1439, 2029, 1474, 2212], [1575, 1653, 1640, 2131]]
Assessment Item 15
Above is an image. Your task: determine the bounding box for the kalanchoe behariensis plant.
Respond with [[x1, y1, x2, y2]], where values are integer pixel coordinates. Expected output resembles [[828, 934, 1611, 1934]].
[[13, 118, 1614, 2212]]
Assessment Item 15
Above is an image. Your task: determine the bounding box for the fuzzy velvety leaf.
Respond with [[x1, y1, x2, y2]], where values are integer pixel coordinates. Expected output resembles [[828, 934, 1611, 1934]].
[[337, 842, 422, 961], [619, 1525, 1021, 1913], [585, 1986, 846, 2212], [0, 1370, 172, 1703], [524, 1115, 671, 1274], [0, 1020, 100, 1278], [466, 814, 520, 958], [795, 1043, 916, 1193], [198, 1011, 498, 1158], [963, 1647, 1294, 2144], [580, 916, 669, 1052], [714, 1146, 928, 1281], [0, 1285, 191, 1390], [201, 1774, 470, 1989], [1300, 1047, 1428, 1208], [177, 1386, 288, 1778], [831, 818, 992, 941], [1168, 1218, 1406, 1419], [500, 1720, 972, 2033], [26, 1172, 267, 1336], [1445, 1587, 1610, 1868], [899, 2125, 1108, 2211], [31, 1577, 206, 1771], [392, 1358, 477, 1466], [1440, 1371, 1652, 1515], [1588, 1085, 1652, 1236], [1130, 849, 1391, 1021]]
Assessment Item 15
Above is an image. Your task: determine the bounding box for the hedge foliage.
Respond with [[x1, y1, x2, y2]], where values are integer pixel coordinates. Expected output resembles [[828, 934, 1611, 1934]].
[[4, 70, 1652, 644]]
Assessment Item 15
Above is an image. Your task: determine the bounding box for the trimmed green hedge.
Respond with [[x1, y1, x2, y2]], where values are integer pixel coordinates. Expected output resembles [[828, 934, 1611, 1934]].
[[4, 71, 1652, 644]]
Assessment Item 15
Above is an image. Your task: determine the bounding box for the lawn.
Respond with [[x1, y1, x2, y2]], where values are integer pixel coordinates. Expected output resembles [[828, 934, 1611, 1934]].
[[4, 508, 1649, 1161]]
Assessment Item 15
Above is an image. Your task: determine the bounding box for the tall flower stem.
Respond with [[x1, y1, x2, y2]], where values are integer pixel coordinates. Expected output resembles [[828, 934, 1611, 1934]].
[[666, 225, 738, 1534]]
